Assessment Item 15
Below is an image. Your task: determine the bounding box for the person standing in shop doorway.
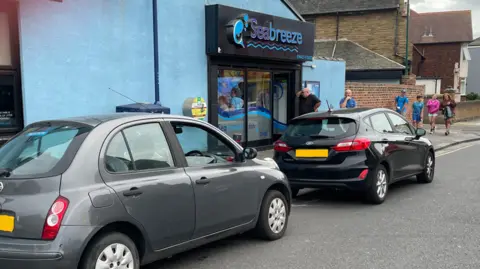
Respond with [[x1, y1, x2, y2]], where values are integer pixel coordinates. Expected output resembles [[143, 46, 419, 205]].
[[395, 89, 409, 116], [297, 87, 321, 115], [339, 89, 357, 108]]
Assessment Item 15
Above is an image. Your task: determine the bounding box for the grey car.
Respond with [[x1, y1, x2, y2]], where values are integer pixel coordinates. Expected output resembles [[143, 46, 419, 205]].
[[0, 114, 291, 269]]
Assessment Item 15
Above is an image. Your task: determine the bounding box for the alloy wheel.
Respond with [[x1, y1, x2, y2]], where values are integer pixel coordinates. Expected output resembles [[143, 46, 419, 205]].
[[376, 170, 387, 199], [426, 155, 434, 179], [268, 198, 286, 234], [96, 243, 135, 269]]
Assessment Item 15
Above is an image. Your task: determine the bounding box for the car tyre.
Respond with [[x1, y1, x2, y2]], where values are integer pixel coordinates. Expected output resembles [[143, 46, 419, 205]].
[[417, 151, 435, 184], [80, 232, 140, 269], [254, 190, 289, 241], [291, 188, 300, 198], [364, 164, 388, 205]]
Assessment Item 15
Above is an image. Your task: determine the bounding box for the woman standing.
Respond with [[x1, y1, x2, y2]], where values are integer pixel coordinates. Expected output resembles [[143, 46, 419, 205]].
[[426, 94, 440, 134], [441, 93, 456, 136]]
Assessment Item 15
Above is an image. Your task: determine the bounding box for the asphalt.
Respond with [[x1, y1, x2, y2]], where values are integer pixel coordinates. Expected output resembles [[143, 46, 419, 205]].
[[145, 142, 480, 269]]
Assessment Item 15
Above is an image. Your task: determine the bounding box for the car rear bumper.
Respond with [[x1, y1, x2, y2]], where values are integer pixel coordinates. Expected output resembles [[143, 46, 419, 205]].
[[0, 225, 95, 269], [277, 158, 373, 191]]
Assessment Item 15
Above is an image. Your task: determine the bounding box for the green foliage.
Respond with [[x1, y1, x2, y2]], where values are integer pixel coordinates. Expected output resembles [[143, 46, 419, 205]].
[[466, 92, 480, 101]]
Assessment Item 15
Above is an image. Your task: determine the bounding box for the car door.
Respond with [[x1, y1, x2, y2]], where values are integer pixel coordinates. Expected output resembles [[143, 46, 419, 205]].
[[386, 112, 426, 175], [99, 121, 195, 251], [163, 119, 260, 239], [367, 112, 408, 180]]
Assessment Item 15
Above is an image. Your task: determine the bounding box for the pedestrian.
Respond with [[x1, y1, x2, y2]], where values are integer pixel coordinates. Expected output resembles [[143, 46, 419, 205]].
[[339, 89, 357, 108], [441, 93, 456, 136], [412, 95, 424, 129], [394, 89, 409, 116], [297, 87, 321, 115], [426, 94, 440, 134]]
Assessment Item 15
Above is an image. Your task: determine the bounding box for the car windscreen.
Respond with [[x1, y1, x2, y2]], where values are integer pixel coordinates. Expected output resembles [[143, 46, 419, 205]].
[[284, 117, 357, 138], [0, 124, 92, 178]]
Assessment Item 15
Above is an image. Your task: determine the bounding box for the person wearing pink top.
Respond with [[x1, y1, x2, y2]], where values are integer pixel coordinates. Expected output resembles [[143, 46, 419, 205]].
[[426, 94, 440, 134]]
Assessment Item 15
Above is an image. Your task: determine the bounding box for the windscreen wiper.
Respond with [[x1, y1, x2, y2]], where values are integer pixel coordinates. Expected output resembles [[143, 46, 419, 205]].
[[0, 168, 11, 178]]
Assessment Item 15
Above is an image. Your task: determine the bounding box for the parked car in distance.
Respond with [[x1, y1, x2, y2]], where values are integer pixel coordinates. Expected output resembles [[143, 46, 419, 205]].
[[0, 114, 291, 269], [273, 108, 435, 204]]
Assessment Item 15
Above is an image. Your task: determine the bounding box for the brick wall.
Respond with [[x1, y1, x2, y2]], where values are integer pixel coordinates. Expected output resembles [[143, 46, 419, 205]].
[[346, 82, 425, 121], [310, 8, 412, 65], [412, 43, 462, 92]]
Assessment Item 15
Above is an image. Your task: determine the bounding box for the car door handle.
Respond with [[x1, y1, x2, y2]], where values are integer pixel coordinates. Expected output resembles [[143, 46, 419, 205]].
[[195, 177, 211, 185], [123, 187, 143, 197], [404, 136, 414, 142], [381, 139, 389, 143]]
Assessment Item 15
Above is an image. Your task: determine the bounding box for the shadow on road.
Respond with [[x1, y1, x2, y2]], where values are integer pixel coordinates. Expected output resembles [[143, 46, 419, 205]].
[[144, 178, 426, 268], [143, 234, 266, 269], [294, 177, 424, 205]]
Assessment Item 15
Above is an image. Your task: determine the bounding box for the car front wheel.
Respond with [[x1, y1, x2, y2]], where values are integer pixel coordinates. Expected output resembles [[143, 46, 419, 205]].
[[417, 152, 435, 183], [364, 164, 388, 205], [80, 232, 140, 269], [254, 190, 289, 240]]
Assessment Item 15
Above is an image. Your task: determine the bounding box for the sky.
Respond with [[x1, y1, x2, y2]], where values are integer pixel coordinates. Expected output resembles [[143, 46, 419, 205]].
[[411, 0, 479, 38]]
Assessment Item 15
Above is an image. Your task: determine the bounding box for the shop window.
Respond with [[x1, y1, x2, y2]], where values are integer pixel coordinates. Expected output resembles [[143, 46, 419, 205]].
[[0, 12, 11, 66], [217, 69, 246, 143]]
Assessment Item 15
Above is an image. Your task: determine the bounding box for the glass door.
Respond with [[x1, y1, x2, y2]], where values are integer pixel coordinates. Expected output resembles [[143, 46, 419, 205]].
[[246, 70, 272, 146], [272, 71, 292, 140]]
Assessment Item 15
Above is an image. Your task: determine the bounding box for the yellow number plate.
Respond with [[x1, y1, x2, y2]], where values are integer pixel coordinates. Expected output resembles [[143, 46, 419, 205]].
[[0, 215, 14, 233], [296, 149, 329, 158]]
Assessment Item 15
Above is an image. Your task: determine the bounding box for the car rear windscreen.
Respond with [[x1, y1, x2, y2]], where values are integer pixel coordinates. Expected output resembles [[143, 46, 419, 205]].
[[284, 117, 357, 138], [0, 124, 92, 178]]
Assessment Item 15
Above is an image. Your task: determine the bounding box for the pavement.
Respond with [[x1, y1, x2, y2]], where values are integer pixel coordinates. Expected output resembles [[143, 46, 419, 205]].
[[256, 119, 480, 159], [145, 141, 480, 269]]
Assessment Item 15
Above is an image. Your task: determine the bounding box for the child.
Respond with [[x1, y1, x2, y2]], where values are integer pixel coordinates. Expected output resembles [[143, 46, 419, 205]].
[[426, 94, 440, 134], [412, 95, 424, 129]]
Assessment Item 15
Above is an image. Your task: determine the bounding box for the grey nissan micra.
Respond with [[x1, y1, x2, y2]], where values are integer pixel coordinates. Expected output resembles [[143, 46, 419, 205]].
[[0, 114, 291, 269]]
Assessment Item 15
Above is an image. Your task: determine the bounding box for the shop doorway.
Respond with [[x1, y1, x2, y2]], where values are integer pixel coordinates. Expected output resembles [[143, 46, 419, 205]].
[[0, 0, 22, 141], [212, 63, 300, 148]]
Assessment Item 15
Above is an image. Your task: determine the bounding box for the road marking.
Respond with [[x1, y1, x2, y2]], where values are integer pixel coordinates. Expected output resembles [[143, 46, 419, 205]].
[[436, 144, 475, 157]]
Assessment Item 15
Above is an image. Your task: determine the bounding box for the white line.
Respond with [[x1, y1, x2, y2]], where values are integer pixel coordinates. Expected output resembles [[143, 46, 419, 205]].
[[436, 144, 475, 157]]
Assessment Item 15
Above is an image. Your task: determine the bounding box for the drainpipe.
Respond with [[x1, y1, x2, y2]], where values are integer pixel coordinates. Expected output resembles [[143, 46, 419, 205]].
[[404, 0, 410, 75], [153, 0, 160, 103], [394, 8, 399, 55], [332, 13, 339, 58]]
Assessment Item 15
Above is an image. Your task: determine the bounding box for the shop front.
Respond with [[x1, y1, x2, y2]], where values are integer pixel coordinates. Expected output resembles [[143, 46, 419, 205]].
[[205, 4, 314, 148]]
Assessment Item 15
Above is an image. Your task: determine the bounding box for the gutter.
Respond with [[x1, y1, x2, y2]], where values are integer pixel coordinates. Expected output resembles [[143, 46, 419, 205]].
[[152, 0, 160, 103]]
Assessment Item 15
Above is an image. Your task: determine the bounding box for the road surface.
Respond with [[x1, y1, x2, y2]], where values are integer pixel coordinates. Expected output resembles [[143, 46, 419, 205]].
[[146, 142, 480, 269]]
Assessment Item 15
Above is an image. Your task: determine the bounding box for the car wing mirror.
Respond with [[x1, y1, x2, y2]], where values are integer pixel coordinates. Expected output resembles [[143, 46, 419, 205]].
[[243, 147, 258, 160], [415, 128, 427, 138]]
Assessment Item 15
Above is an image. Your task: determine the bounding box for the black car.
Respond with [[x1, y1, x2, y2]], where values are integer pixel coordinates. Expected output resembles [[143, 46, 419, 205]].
[[273, 108, 435, 204]]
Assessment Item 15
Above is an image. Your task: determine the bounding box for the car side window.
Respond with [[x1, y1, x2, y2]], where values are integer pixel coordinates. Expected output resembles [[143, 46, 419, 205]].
[[105, 123, 175, 173], [170, 122, 237, 167], [369, 113, 394, 134], [105, 133, 133, 173], [123, 123, 175, 170], [387, 113, 414, 135]]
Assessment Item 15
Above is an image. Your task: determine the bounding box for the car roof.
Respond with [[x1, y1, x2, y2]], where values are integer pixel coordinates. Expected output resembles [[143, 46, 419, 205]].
[[293, 107, 391, 121], [28, 113, 196, 127]]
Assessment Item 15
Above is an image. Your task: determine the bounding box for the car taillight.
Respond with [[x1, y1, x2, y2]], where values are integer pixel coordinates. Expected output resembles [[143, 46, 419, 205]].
[[332, 138, 371, 152], [42, 196, 69, 240], [359, 169, 369, 180], [274, 140, 292, 153]]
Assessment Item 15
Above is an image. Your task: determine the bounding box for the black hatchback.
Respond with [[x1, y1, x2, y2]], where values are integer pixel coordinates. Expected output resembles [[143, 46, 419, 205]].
[[273, 108, 435, 204]]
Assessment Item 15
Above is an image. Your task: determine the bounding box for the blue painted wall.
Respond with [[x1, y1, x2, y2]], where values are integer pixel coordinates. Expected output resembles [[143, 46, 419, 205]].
[[19, 0, 154, 124], [302, 60, 346, 110]]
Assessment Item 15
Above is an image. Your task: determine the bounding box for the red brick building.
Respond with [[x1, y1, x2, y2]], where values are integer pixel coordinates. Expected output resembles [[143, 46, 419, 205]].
[[410, 10, 473, 98]]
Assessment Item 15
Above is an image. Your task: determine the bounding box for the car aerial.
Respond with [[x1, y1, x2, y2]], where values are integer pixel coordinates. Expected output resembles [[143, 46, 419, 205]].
[[0, 113, 291, 269], [273, 108, 435, 204]]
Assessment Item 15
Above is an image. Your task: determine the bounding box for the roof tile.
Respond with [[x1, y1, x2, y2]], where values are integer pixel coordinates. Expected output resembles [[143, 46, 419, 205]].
[[409, 10, 473, 44], [288, 0, 399, 15]]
